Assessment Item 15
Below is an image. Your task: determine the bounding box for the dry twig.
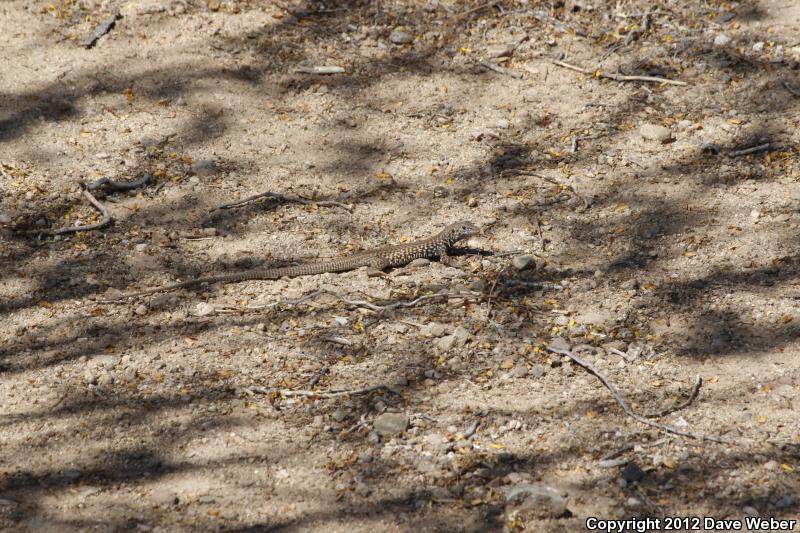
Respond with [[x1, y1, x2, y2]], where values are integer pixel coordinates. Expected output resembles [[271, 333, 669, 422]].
[[28, 188, 112, 236], [244, 383, 395, 399], [645, 375, 702, 418], [546, 346, 731, 443], [246, 288, 478, 312], [552, 59, 687, 86], [503, 169, 589, 210], [83, 173, 152, 192], [208, 191, 353, 213], [478, 60, 522, 79], [451, 0, 501, 23], [782, 80, 800, 97], [729, 143, 774, 157]]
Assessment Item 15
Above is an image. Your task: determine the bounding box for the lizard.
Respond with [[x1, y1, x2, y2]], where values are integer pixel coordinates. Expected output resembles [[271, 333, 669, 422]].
[[104, 220, 479, 301]]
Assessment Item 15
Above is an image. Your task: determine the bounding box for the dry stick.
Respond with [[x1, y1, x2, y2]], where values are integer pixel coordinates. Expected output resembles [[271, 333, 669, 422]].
[[247, 289, 477, 313], [782, 80, 800, 97], [645, 375, 702, 419], [451, 0, 501, 23], [208, 191, 353, 213], [729, 143, 773, 157], [28, 189, 112, 236], [552, 59, 688, 86], [245, 383, 394, 399], [624, 10, 651, 46], [478, 60, 522, 79], [505, 169, 589, 210], [546, 346, 732, 443], [530, 10, 585, 36], [534, 215, 546, 252], [83, 173, 152, 192]]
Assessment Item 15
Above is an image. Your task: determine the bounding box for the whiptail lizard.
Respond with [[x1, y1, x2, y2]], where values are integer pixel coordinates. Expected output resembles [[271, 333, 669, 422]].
[[106, 220, 478, 301]]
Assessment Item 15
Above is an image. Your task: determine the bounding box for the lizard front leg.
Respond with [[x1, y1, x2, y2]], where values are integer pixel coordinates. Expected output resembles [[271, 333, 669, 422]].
[[437, 244, 453, 266]]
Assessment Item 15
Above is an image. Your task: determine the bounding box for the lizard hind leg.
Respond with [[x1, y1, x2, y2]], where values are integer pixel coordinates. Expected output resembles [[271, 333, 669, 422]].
[[367, 256, 391, 277]]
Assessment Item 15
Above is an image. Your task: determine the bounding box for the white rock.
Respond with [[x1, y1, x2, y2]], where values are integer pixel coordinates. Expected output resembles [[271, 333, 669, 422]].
[[713, 34, 731, 47], [639, 123, 673, 143], [195, 302, 216, 316]]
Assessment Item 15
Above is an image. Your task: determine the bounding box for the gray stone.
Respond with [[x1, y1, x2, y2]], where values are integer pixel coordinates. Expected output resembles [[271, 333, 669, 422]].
[[625, 497, 642, 508], [742, 506, 759, 517], [408, 258, 430, 267], [639, 123, 673, 143], [486, 43, 514, 58], [389, 29, 413, 44], [713, 33, 732, 47], [151, 487, 178, 506], [331, 408, 347, 423], [548, 337, 570, 352], [512, 255, 535, 271], [529, 364, 546, 378], [774, 495, 794, 509], [436, 335, 457, 351], [373, 413, 409, 436], [505, 484, 567, 519], [511, 363, 528, 378], [621, 461, 645, 483], [195, 302, 216, 317], [451, 326, 470, 345], [93, 354, 119, 369], [190, 159, 217, 176], [421, 322, 447, 337], [63, 469, 82, 480]]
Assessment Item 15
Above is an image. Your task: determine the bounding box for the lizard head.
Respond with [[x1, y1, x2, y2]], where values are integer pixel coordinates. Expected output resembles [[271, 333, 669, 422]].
[[445, 220, 479, 242]]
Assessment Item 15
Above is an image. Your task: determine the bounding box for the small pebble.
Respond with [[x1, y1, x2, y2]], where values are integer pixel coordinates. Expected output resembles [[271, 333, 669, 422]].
[[195, 302, 216, 317], [511, 363, 528, 378], [529, 364, 546, 378], [713, 33, 732, 47], [512, 255, 535, 271], [190, 159, 217, 176], [436, 335, 457, 351], [135, 304, 148, 316], [389, 29, 413, 44], [373, 413, 409, 436], [639, 123, 673, 143], [548, 337, 570, 352], [505, 484, 567, 519]]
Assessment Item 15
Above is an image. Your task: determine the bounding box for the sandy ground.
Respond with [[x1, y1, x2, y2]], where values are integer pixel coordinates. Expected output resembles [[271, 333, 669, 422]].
[[1, 0, 799, 531]]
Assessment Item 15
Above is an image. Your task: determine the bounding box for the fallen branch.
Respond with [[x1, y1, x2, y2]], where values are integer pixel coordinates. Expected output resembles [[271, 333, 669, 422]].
[[645, 375, 702, 419], [208, 191, 353, 213], [503, 169, 589, 210], [534, 10, 585, 36], [478, 60, 522, 79], [28, 188, 112, 236], [82, 12, 120, 48], [782, 80, 800, 97], [552, 59, 687, 86], [451, 0, 501, 23], [546, 346, 731, 443], [83, 173, 152, 192], [244, 383, 395, 399], [292, 65, 345, 75], [247, 288, 479, 312], [729, 143, 774, 157]]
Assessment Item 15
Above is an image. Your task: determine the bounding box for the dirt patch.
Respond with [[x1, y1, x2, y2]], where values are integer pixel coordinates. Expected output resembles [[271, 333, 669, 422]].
[[2, 0, 799, 531]]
